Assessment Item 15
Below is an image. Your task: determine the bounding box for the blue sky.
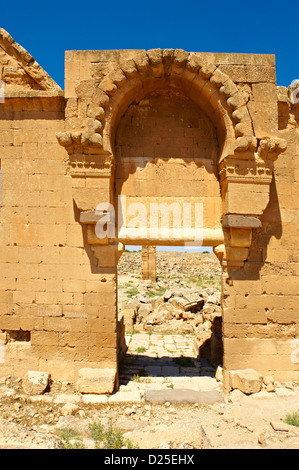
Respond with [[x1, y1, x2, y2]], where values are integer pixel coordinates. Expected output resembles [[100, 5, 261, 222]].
[[1, 0, 298, 89]]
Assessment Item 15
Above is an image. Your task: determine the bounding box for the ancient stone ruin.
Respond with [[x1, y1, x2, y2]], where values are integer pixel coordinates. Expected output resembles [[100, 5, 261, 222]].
[[0, 28, 298, 394]]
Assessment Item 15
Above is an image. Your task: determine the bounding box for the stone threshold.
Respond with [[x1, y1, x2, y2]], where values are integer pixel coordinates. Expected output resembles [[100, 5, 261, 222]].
[[18, 388, 224, 406]]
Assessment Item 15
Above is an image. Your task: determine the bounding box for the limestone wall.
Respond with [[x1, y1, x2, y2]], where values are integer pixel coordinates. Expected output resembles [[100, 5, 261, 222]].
[[222, 83, 299, 385], [0, 94, 118, 381], [0, 28, 298, 391], [0, 30, 118, 383]]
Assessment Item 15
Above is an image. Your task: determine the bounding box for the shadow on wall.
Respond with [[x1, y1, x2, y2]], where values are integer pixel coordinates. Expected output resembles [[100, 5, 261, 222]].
[[256, 177, 283, 266], [198, 316, 223, 368], [73, 199, 105, 274], [227, 177, 282, 282]]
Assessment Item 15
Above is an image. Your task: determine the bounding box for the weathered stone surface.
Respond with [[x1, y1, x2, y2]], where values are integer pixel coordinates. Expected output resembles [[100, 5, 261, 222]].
[[222, 215, 262, 228], [60, 403, 80, 416], [270, 420, 290, 432], [144, 389, 224, 404], [82, 394, 108, 404], [76, 368, 116, 394], [163, 290, 173, 301], [137, 303, 152, 320], [229, 369, 263, 395], [275, 387, 295, 397], [53, 393, 81, 404], [108, 391, 142, 403], [22, 371, 50, 395]]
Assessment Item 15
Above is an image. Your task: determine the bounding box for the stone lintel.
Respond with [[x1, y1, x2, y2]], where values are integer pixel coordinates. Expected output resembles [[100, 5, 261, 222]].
[[80, 211, 101, 224], [222, 215, 262, 228]]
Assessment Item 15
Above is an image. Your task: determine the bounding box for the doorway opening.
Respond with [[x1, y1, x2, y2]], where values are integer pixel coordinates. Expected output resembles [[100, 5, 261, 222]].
[[113, 80, 224, 390], [117, 245, 223, 390]]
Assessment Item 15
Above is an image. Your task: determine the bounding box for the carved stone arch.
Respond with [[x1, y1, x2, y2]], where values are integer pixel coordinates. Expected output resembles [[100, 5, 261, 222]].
[[56, 49, 287, 270], [79, 49, 255, 161]]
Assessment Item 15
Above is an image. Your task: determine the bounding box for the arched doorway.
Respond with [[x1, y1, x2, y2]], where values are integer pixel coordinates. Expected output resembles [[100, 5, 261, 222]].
[[57, 49, 286, 392], [112, 81, 223, 383]]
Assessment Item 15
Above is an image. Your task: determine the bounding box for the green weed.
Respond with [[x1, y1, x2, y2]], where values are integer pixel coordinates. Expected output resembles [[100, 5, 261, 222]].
[[125, 287, 139, 298], [59, 429, 85, 449], [60, 422, 139, 449], [172, 355, 195, 368], [284, 412, 299, 428]]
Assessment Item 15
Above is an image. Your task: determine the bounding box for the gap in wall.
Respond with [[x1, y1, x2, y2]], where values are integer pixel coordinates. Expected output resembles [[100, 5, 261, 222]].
[[117, 246, 223, 384]]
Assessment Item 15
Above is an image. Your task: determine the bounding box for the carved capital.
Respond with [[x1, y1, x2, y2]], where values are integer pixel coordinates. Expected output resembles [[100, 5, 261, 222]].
[[219, 157, 273, 185], [56, 130, 114, 178], [257, 137, 287, 161]]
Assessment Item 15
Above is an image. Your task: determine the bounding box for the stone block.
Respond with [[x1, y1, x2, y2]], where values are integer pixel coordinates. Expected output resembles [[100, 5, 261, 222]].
[[229, 369, 263, 395], [144, 389, 224, 404], [22, 371, 50, 395], [108, 391, 142, 403], [82, 394, 108, 404], [76, 367, 116, 394]]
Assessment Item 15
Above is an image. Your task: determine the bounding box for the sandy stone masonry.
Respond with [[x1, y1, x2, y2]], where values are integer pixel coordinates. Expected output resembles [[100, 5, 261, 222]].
[[0, 28, 298, 393], [142, 246, 156, 283]]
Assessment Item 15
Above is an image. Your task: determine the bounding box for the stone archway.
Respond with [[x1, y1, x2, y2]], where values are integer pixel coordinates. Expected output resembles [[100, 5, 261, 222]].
[[57, 48, 286, 268], [56, 49, 287, 391], [1, 28, 298, 394]]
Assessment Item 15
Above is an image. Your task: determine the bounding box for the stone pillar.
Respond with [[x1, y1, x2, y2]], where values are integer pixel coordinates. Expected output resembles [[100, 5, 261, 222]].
[[142, 246, 156, 283], [218, 140, 287, 392]]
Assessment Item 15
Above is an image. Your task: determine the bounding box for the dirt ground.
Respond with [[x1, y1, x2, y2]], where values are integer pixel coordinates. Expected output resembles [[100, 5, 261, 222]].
[[0, 376, 299, 449]]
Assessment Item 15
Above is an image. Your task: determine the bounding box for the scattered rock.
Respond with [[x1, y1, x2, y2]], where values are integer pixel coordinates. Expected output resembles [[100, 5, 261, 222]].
[[60, 403, 80, 416], [137, 303, 152, 321], [206, 293, 221, 305], [215, 366, 223, 382], [263, 376, 276, 392], [263, 375, 274, 387], [163, 290, 173, 301], [229, 369, 263, 395], [228, 389, 246, 402], [124, 406, 135, 416], [76, 368, 116, 394], [270, 420, 289, 432], [159, 441, 171, 449], [265, 382, 276, 393], [22, 371, 50, 395], [258, 431, 271, 447], [284, 381, 295, 390], [275, 387, 295, 397]]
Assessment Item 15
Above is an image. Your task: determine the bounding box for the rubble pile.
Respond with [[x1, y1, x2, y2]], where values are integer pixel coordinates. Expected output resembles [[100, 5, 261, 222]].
[[118, 251, 223, 366]]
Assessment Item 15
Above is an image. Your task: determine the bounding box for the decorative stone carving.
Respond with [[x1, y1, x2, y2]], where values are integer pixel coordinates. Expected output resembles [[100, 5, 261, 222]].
[[57, 49, 253, 163], [56, 49, 286, 271], [0, 28, 62, 93]]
